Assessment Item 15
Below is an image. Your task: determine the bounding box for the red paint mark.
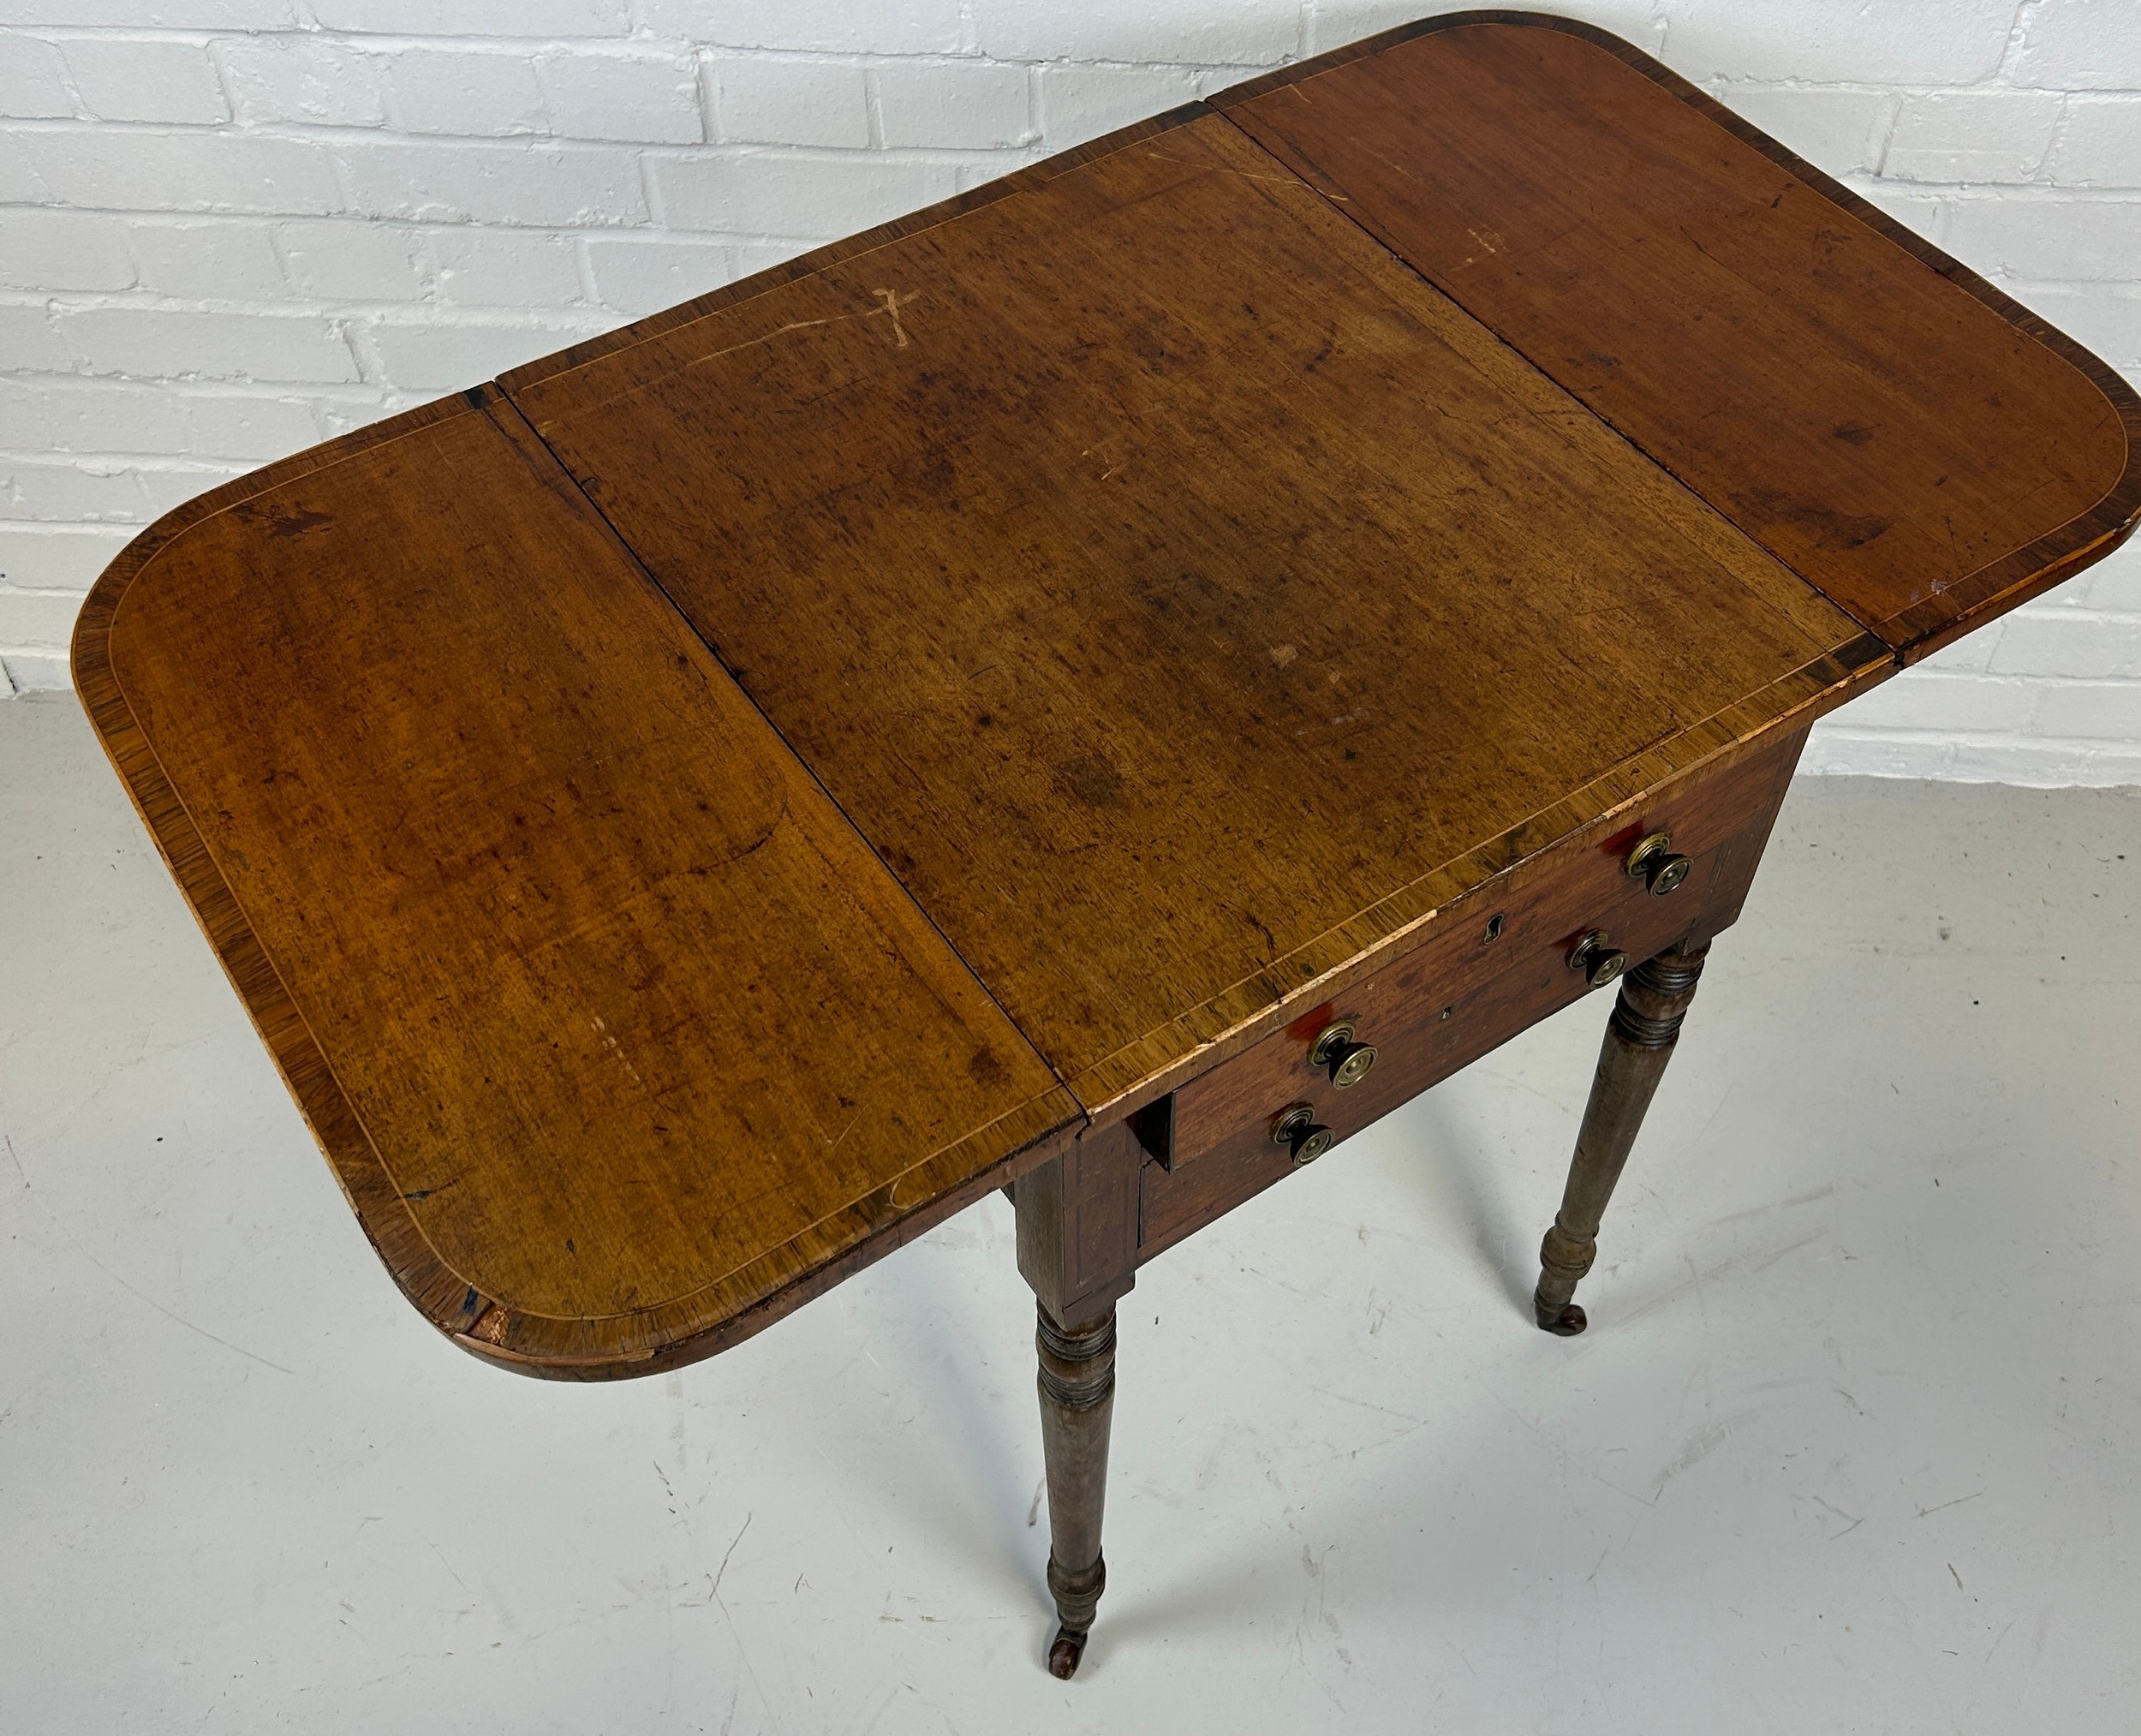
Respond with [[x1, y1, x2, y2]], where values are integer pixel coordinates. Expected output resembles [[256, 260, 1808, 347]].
[[1286, 1000, 1336, 1043], [1598, 821, 1644, 859]]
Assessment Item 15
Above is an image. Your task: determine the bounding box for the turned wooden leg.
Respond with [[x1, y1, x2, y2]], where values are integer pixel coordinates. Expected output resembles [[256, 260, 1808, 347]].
[[1035, 1301, 1115, 1679], [1534, 938, 1710, 1335]]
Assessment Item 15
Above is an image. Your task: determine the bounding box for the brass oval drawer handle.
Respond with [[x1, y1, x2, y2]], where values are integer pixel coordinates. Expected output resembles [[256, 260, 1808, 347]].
[[1566, 930, 1628, 987], [1307, 1018, 1378, 1089], [1625, 831, 1693, 897], [1271, 1102, 1334, 1166]]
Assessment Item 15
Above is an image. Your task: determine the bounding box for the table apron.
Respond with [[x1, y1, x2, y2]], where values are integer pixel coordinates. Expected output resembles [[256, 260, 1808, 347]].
[[1136, 727, 1805, 1263]]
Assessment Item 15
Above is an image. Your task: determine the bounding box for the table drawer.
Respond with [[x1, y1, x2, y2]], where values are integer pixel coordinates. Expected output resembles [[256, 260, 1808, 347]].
[[1137, 733, 1800, 1259]]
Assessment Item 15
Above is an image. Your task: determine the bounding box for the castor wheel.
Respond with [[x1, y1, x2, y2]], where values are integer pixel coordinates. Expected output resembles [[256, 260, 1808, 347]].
[[1535, 1294, 1587, 1335], [1047, 1626, 1088, 1679]]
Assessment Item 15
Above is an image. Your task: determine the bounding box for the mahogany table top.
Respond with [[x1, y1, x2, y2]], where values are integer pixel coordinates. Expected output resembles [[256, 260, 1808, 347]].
[[74, 13, 2139, 1375]]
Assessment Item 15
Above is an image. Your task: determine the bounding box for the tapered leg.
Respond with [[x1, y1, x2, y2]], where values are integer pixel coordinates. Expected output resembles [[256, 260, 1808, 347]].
[[1534, 939, 1711, 1335], [1035, 1301, 1116, 1679]]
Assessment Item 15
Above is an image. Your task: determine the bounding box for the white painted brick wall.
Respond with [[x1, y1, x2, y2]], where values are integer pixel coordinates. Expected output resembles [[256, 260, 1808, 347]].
[[0, 1, 2135, 790]]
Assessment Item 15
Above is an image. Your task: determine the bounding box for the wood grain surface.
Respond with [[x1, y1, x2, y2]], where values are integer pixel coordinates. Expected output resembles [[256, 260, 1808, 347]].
[[1218, 12, 2141, 659], [73, 390, 1077, 1375], [72, 14, 2135, 1376], [512, 111, 1880, 1120], [1162, 725, 1805, 1181]]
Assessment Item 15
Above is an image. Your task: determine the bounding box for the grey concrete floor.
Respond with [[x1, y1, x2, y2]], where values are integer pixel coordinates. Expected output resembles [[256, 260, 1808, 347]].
[[3, 687, 2138, 1734]]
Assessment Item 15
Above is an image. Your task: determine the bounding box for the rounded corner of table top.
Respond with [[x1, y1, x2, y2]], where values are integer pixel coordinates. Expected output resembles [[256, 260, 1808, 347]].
[[1214, 9, 2138, 665], [73, 392, 492, 712], [66, 387, 1084, 1381], [1210, 9, 1631, 107]]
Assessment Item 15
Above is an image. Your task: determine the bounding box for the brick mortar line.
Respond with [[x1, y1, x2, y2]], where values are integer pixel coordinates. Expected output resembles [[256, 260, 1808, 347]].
[[0, 230, 838, 252], [0, 122, 1037, 159], [10, 26, 1272, 65], [4, 52, 1268, 77], [1, 297, 626, 317], [12, 36, 2139, 84], [2, 453, 274, 467], [6, 176, 2138, 212], [1810, 726, 2141, 743], [0, 377, 415, 394]]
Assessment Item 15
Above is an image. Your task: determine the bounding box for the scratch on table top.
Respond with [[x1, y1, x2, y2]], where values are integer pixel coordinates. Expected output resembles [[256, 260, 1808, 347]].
[[697, 318, 832, 366], [1143, 146, 1350, 197], [681, 285, 925, 378], [869, 286, 917, 347]]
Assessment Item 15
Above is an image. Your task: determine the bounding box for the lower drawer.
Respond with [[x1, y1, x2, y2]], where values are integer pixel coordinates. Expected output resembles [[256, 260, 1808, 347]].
[[1136, 728, 1802, 1260]]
